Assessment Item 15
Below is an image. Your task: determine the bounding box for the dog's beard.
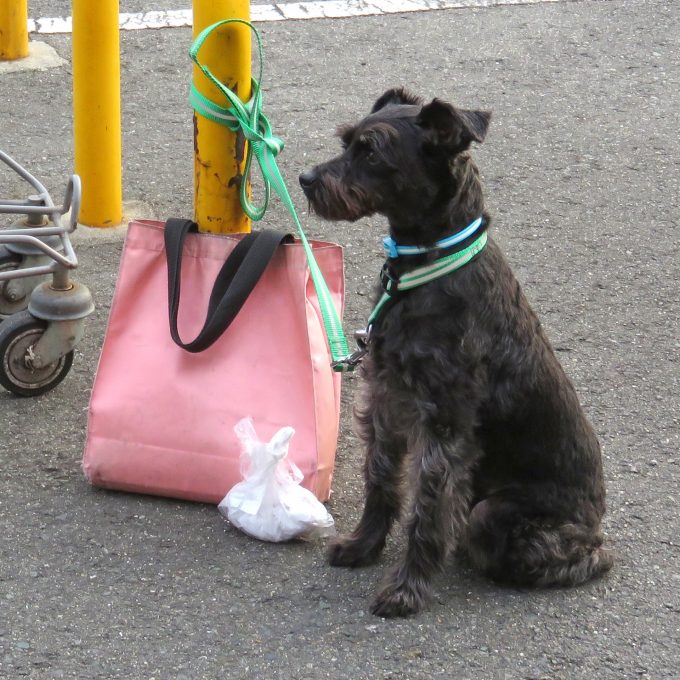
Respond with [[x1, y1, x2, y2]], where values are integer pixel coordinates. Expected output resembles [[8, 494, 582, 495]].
[[306, 175, 375, 222]]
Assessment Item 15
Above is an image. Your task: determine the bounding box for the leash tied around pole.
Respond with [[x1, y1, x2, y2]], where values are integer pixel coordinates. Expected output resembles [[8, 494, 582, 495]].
[[189, 20, 354, 371]]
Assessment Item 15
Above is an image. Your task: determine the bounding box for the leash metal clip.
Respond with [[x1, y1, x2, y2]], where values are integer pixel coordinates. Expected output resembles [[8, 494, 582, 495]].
[[330, 327, 372, 372], [354, 326, 372, 349]]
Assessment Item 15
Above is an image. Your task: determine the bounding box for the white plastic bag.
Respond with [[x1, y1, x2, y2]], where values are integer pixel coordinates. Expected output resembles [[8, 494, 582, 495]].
[[218, 418, 336, 542]]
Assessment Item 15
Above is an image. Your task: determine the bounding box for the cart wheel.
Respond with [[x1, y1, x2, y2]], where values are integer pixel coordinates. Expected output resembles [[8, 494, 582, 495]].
[[0, 246, 26, 319], [0, 311, 74, 397]]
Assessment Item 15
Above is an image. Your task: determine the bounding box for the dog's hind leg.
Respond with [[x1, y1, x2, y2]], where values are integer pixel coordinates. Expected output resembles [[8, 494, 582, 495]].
[[371, 431, 477, 618], [465, 497, 613, 587]]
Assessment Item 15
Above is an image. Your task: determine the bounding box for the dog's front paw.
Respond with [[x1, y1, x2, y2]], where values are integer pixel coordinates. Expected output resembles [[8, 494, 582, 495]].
[[328, 534, 382, 568], [371, 579, 427, 618]]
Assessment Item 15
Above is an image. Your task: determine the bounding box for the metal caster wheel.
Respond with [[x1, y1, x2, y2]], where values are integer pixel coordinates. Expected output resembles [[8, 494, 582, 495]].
[[0, 311, 73, 396], [0, 246, 25, 319]]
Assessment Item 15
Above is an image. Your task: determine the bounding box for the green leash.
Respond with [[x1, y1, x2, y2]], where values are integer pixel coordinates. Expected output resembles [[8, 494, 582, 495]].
[[189, 20, 353, 371]]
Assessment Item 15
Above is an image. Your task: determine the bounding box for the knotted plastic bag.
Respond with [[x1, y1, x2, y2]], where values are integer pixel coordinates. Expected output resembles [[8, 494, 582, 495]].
[[218, 418, 336, 542]]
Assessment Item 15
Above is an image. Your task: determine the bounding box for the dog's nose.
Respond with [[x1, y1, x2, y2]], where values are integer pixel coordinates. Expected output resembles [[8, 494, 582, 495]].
[[299, 169, 318, 190]]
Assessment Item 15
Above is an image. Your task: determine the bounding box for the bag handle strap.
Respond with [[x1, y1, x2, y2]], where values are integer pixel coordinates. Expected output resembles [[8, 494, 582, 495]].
[[189, 20, 354, 371], [165, 218, 291, 353]]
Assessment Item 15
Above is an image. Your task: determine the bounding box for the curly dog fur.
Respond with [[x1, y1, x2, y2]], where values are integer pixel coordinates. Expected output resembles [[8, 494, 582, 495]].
[[300, 88, 612, 617]]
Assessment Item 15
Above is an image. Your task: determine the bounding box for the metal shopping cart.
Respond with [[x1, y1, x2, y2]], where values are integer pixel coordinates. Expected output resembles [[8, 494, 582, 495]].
[[0, 150, 94, 396]]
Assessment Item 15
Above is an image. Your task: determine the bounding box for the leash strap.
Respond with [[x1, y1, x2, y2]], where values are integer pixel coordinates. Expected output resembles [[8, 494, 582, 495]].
[[189, 20, 353, 371]]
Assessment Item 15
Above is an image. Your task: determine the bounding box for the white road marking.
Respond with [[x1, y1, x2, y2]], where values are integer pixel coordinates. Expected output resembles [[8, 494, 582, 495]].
[[28, 0, 596, 34]]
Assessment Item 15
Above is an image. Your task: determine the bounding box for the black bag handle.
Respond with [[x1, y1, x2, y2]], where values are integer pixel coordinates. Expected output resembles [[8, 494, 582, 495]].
[[164, 219, 292, 353]]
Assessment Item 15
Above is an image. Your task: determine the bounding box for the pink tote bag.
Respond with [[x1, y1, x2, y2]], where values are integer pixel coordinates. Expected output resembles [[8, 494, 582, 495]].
[[83, 219, 344, 503]]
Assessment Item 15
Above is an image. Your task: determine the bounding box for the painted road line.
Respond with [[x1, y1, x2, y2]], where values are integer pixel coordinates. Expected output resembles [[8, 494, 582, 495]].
[[28, 0, 600, 34]]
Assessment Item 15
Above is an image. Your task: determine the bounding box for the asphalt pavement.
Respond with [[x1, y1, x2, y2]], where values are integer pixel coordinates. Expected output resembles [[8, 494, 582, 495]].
[[0, 0, 678, 678]]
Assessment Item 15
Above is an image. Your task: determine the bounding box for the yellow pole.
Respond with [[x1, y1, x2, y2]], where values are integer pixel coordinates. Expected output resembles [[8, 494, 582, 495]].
[[72, 0, 122, 227], [192, 1, 251, 234], [0, 0, 29, 60]]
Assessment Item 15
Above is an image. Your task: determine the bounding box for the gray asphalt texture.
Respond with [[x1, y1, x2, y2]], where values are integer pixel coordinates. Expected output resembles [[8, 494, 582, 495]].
[[1, 0, 679, 678]]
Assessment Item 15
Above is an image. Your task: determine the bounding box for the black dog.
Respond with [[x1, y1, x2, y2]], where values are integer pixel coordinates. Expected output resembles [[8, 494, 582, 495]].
[[299, 88, 612, 617]]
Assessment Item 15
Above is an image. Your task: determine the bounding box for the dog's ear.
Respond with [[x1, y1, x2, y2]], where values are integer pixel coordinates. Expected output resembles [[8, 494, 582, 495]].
[[371, 87, 423, 113], [458, 108, 492, 144], [418, 99, 491, 150]]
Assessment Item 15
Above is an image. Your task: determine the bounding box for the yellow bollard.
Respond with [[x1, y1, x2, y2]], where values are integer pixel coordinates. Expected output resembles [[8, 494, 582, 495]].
[[0, 0, 29, 61], [72, 0, 122, 227], [192, 1, 251, 234]]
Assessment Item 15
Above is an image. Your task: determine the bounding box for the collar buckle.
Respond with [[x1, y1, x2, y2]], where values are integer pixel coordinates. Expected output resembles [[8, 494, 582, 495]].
[[380, 263, 400, 293]]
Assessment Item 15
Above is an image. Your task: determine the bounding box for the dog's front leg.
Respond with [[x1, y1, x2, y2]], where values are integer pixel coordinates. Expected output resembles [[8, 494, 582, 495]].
[[328, 418, 406, 568], [371, 430, 475, 618]]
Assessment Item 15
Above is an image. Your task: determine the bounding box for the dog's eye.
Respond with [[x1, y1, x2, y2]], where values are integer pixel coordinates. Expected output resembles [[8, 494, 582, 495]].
[[365, 149, 378, 164]]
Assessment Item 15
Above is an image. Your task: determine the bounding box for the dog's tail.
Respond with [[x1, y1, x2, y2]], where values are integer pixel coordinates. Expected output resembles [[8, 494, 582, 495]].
[[534, 542, 614, 587], [480, 523, 614, 588], [467, 501, 614, 587], [517, 526, 614, 588]]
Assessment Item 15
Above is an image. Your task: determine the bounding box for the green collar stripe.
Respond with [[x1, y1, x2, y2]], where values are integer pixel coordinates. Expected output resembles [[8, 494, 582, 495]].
[[367, 230, 488, 328], [399, 231, 487, 289]]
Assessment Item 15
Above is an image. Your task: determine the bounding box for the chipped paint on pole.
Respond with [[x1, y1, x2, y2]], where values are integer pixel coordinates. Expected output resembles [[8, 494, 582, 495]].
[[192, 1, 252, 234]]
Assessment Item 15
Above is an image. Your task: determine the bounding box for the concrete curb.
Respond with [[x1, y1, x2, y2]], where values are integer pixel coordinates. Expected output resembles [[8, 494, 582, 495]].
[[69, 201, 156, 243], [0, 41, 66, 74]]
